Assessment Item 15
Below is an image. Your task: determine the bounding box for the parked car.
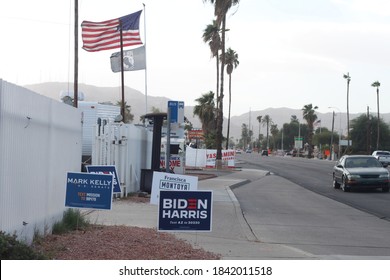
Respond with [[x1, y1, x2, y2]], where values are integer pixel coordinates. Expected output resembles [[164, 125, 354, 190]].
[[245, 148, 252, 153], [235, 149, 242, 154], [333, 155, 390, 192], [261, 150, 268, 156], [372, 150, 390, 166]]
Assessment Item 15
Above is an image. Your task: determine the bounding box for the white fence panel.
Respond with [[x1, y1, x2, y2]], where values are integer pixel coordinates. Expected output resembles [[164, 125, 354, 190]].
[[0, 80, 82, 243], [92, 122, 152, 195]]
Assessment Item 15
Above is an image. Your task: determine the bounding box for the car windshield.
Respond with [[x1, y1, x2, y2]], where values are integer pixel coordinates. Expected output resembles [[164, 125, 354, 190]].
[[345, 157, 382, 168], [377, 151, 390, 155]]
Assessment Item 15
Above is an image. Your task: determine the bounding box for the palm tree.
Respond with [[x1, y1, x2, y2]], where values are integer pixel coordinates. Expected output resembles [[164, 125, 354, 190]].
[[193, 91, 216, 137], [261, 115, 273, 149], [223, 48, 239, 149], [203, 0, 240, 168], [371, 81, 381, 150], [257, 115, 262, 151], [270, 124, 278, 150], [116, 100, 133, 123], [343, 73, 351, 152], [302, 104, 318, 158], [202, 20, 221, 110]]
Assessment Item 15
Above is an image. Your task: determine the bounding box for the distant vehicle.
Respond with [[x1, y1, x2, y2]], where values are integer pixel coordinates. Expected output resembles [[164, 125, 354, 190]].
[[245, 149, 252, 153], [372, 150, 390, 166], [261, 150, 268, 156], [235, 149, 242, 154], [332, 155, 390, 192]]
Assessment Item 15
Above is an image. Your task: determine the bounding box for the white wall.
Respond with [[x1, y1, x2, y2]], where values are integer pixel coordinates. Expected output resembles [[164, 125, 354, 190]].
[[0, 80, 82, 243], [92, 122, 152, 194]]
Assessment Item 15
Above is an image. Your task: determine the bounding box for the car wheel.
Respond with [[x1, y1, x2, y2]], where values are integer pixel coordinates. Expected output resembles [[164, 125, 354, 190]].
[[341, 176, 350, 192], [382, 186, 390, 193], [332, 175, 340, 189]]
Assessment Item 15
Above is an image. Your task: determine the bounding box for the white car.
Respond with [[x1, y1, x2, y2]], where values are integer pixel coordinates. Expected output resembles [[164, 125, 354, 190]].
[[372, 151, 390, 167]]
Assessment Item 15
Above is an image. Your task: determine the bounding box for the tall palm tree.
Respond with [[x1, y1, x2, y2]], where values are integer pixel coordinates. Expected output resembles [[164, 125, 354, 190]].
[[270, 124, 278, 150], [261, 115, 273, 149], [343, 73, 351, 152], [203, 0, 240, 168], [257, 115, 262, 151], [202, 20, 221, 110], [302, 104, 318, 158], [223, 48, 239, 149], [193, 91, 216, 137], [371, 81, 381, 150]]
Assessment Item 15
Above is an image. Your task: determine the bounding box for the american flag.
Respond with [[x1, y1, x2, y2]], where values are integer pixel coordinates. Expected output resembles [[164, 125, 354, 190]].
[[81, 10, 143, 52]]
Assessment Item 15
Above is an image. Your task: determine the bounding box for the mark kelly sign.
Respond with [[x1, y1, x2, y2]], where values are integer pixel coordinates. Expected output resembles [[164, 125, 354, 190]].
[[150, 171, 198, 205], [65, 172, 113, 210], [158, 190, 213, 232]]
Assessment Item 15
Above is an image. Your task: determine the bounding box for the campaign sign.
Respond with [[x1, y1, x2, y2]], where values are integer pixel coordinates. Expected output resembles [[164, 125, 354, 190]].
[[150, 172, 198, 205], [65, 172, 113, 210], [86, 165, 121, 193], [158, 190, 212, 232]]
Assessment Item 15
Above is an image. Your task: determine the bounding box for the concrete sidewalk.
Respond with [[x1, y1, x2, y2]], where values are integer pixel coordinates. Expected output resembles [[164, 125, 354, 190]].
[[85, 168, 318, 259]]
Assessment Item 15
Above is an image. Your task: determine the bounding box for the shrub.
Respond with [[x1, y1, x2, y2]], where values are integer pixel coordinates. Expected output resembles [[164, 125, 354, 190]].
[[52, 208, 89, 234], [0, 231, 46, 260]]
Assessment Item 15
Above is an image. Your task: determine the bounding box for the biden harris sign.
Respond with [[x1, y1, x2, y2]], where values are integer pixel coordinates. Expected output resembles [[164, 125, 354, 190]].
[[158, 190, 213, 232]]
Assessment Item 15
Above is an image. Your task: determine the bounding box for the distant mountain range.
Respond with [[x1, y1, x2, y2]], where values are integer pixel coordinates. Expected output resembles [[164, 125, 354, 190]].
[[25, 82, 390, 140]]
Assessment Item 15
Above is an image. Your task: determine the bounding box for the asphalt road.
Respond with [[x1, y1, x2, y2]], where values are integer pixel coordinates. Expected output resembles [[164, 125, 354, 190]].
[[235, 153, 390, 222]]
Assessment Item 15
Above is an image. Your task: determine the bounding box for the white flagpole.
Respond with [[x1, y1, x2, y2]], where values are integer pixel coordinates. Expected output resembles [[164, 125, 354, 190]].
[[143, 3, 148, 116]]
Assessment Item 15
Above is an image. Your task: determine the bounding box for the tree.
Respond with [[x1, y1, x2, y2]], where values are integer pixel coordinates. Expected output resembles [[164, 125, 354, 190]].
[[371, 81, 381, 150], [256, 115, 262, 151], [193, 91, 217, 142], [343, 73, 351, 152], [261, 115, 273, 149], [270, 124, 279, 150], [202, 20, 221, 110], [203, 0, 240, 168], [223, 47, 239, 149], [350, 114, 390, 153], [302, 104, 318, 158], [116, 100, 133, 123]]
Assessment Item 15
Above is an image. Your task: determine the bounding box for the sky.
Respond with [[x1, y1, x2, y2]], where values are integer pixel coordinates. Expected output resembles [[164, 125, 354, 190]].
[[1, 0, 390, 117]]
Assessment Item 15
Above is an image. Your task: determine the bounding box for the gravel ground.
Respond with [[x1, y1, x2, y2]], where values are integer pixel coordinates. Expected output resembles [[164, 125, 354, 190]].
[[32, 172, 220, 260]]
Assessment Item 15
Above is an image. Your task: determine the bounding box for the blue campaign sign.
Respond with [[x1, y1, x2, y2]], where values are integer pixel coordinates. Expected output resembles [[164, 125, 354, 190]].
[[65, 172, 113, 210], [86, 165, 121, 193], [158, 190, 213, 232]]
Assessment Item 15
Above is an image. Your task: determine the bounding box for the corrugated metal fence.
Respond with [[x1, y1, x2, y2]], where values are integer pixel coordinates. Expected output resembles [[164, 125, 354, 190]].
[[92, 122, 152, 195], [0, 80, 82, 243]]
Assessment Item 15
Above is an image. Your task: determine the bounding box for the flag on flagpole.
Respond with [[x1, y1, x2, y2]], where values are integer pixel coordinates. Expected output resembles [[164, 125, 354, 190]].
[[81, 10, 143, 52], [110, 45, 146, 72]]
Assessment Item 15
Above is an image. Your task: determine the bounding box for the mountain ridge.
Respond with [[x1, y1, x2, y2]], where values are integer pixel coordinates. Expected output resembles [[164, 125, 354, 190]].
[[24, 82, 390, 141]]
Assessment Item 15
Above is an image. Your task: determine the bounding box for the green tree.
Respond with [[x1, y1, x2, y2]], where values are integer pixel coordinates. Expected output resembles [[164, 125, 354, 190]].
[[203, 0, 240, 168], [350, 114, 390, 153], [202, 20, 221, 110], [222, 48, 239, 149], [193, 91, 217, 145], [261, 115, 273, 149], [116, 100, 134, 123], [270, 124, 279, 150], [302, 104, 318, 158]]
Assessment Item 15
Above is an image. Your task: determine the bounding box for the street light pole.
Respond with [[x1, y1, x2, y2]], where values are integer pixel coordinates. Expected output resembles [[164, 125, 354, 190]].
[[329, 107, 341, 160]]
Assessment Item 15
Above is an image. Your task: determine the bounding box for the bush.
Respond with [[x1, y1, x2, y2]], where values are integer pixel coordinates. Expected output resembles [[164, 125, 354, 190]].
[[0, 231, 46, 260], [52, 208, 89, 234]]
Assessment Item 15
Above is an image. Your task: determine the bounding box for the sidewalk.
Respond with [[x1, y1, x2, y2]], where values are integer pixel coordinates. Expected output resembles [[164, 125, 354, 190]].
[[85, 168, 318, 260]]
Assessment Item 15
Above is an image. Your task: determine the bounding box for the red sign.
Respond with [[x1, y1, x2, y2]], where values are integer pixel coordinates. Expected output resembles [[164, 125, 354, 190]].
[[188, 129, 204, 140]]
